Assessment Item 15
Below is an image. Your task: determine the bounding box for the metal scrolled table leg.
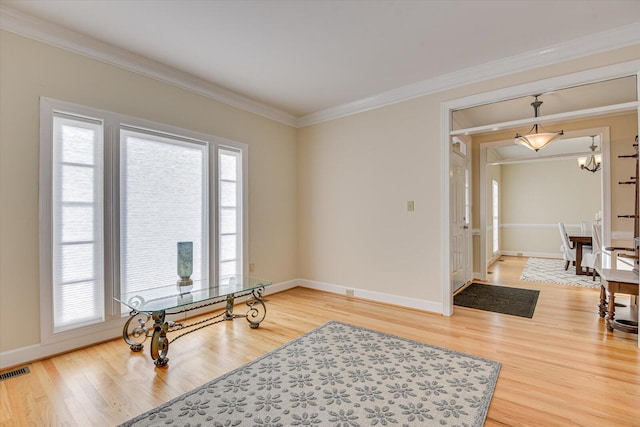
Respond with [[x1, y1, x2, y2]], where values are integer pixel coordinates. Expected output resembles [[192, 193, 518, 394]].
[[150, 310, 170, 367], [223, 294, 235, 320], [246, 286, 267, 329], [122, 312, 151, 351]]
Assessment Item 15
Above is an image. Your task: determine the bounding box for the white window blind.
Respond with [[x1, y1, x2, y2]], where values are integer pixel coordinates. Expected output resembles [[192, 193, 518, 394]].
[[218, 148, 242, 278], [120, 128, 207, 297], [52, 114, 104, 331], [41, 98, 248, 344]]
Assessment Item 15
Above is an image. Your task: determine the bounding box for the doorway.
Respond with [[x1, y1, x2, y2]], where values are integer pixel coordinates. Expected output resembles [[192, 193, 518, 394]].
[[450, 138, 472, 292], [477, 127, 610, 281], [440, 62, 640, 316]]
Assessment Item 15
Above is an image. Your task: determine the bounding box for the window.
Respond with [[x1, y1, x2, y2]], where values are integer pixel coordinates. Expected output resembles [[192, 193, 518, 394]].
[[51, 114, 105, 332], [119, 128, 208, 297], [492, 179, 499, 253], [218, 148, 243, 277], [40, 98, 247, 342]]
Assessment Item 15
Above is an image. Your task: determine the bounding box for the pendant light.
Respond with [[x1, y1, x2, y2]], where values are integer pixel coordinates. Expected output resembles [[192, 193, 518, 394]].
[[514, 95, 564, 151], [577, 135, 602, 173]]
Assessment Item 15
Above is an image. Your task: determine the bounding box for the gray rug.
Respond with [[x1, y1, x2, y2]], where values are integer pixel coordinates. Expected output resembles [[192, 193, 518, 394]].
[[520, 257, 601, 289], [120, 321, 501, 427]]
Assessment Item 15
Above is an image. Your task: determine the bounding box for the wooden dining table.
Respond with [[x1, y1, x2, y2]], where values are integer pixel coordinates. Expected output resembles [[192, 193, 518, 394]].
[[568, 234, 593, 275]]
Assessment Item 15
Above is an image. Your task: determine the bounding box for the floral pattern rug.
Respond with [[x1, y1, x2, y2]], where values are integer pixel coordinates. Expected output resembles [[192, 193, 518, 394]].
[[120, 321, 501, 427], [520, 257, 601, 289]]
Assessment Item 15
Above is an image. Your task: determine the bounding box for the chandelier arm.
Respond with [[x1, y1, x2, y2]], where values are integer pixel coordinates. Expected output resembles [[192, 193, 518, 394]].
[[536, 123, 563, 135], [580, 154, 601, 173], [579, 134, 601, 173]]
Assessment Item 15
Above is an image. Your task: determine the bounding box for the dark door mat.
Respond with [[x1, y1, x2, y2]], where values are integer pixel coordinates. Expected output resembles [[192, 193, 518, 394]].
[[454, 283, 539, 318]]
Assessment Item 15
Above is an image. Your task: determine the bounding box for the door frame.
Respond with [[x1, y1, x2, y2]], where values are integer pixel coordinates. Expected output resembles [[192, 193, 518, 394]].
[[440, 59, 640, 316], [450, 137, 473, 291], [477, 127, 610, 281]]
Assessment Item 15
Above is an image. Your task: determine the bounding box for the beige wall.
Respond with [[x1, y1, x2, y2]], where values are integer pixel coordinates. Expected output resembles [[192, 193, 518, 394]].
[[608, 114, 640, 244], [0, 31, 298, 352], [500, 159, 601, 255], [2, 28, 639, 356], [297, 46, 640, 305], [296, 100, 439, 300]]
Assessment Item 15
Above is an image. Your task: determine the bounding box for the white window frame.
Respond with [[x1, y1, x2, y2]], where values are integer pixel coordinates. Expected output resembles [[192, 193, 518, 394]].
[[217, 146, 245, 279], [118, 126, 210, 302], [39, 97, 248, 345], [492, 179, 499, 254], [50, 113, 106, 332]]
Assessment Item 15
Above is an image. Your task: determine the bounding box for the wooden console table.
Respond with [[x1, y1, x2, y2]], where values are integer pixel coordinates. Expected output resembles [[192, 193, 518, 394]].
[[598, 269, 638, 334]]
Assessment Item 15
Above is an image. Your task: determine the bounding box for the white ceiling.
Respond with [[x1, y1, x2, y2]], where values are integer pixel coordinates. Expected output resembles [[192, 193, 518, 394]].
[[453, 75, 638, 129], [2, 0, 640, 121]]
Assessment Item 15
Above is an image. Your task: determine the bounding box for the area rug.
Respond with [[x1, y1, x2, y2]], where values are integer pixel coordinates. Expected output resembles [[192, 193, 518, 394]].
[[120, 321, 500, 427], [454, 283, 539, 318], [520, 257, 601, 289]]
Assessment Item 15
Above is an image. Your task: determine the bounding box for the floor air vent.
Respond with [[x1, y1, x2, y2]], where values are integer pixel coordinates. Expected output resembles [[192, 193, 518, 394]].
[[0, 366, 30, 381]]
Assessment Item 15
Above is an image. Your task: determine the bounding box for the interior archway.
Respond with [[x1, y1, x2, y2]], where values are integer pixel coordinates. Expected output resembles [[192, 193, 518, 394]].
[[441, 62, 640, 316]]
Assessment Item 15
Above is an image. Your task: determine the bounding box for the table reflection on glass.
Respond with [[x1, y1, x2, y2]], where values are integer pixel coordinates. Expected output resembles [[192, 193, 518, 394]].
[[114, 275, 272, 367]]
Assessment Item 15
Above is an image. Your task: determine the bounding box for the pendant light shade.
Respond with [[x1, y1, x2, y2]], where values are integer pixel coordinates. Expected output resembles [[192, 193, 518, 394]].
[[514, 95, 563, 151]]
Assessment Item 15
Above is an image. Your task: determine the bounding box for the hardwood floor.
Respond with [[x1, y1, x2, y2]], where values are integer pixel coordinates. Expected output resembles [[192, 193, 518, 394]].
[[1, 256, 639, 426]]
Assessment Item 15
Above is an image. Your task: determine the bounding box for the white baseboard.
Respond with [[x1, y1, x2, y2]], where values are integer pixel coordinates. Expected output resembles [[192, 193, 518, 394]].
[[501, 251, 563, 259], [487, 253, 502, 266], [2, 279, 439, 369], [0, 326, 125, 370], [0, 279, 300, 370], [0, 279, 442, 369], [298, 279, 442, 314]]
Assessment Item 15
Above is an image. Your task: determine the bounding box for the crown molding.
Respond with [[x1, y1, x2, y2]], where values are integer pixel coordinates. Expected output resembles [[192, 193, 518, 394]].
[[297, 22, 640, 127], [0, 5, 298, 127], [2, 5, 639, 129]]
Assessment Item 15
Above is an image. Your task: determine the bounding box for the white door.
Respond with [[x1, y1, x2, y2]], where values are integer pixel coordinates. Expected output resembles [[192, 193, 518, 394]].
[[450, 140, 472, 292]]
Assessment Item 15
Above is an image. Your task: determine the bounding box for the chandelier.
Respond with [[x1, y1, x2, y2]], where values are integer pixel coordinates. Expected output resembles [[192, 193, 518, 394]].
[[577, 135, 602, 173], [514, 95, 564, 151]]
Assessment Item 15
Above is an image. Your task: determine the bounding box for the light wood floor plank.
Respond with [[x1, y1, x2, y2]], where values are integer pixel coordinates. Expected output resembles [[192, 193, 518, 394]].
[[1, 256, 638, 426]]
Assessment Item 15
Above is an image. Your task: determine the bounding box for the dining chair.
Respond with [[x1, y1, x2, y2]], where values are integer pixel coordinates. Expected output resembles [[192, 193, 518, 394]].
[[580, 221, 594, 236], [558, 222, 576, 270], [581, 223, 602, 280]]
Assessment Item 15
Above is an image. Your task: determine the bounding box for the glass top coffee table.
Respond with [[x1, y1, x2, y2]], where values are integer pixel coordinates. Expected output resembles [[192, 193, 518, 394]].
[[114, 275, 272, 367]]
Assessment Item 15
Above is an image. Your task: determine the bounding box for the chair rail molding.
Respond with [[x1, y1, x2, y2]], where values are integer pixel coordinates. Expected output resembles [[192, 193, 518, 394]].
[[501, 223, 581, 230]]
